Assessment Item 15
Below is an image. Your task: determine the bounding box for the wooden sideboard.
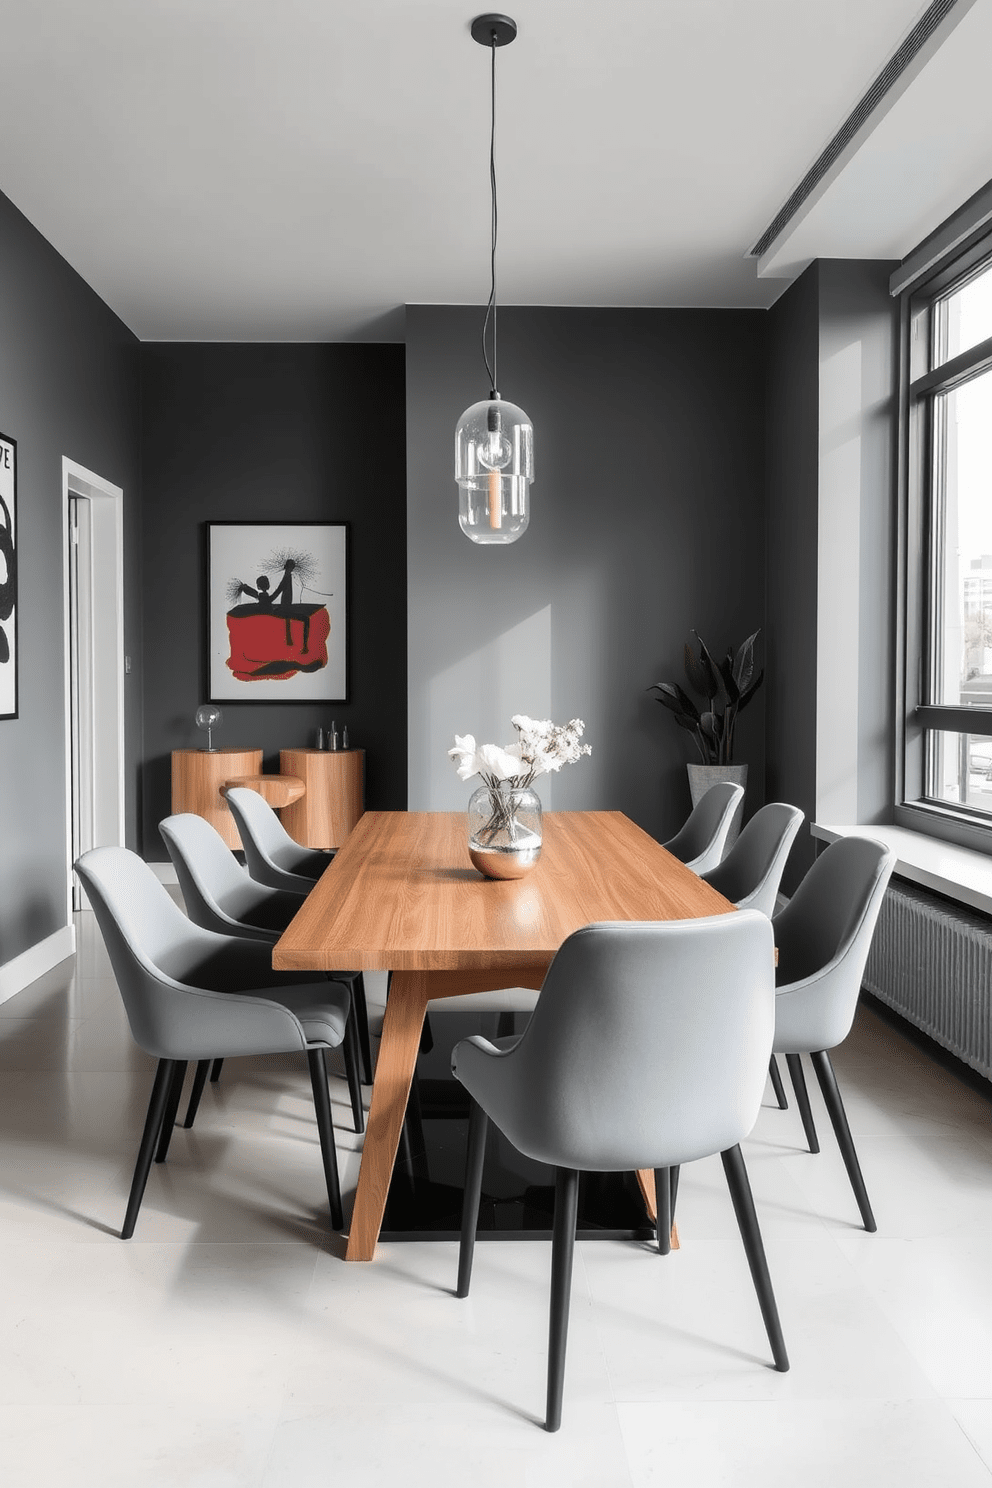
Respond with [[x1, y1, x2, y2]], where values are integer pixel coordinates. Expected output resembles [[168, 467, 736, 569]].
[[171, 747, 263, 850], [279, 748, 365, 850]]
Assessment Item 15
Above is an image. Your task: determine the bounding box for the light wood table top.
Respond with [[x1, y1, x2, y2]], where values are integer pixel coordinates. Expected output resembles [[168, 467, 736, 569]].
[[273, 809, 733, 974], [273, 810, 735, 1260]]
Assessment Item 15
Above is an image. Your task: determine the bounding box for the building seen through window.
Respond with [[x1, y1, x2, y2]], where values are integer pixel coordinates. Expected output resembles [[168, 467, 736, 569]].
[[915, 256, 992, 827]]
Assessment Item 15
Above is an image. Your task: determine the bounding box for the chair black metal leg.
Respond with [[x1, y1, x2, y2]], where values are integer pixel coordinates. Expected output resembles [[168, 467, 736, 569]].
[[768, 1055, 789, 1109], [810, 1049, 877, 1232], [655, 1166, 671, 1255], [457, 1101, 489, 1298], [183, 1059, 211, 1129], [122, 1059, 176, 1239], [351, 973, 374, 1084], [209, 1058, 223, 1083], [721, 1145, 789, 1372], [307, 1047, 343, 1232], [154, 1060, 188, 1164], [669, 1165, 680, 1224], [342, 1002, 365, 1134], [546, 1167, 580, 1432], [785, 1052, 819, 1153]]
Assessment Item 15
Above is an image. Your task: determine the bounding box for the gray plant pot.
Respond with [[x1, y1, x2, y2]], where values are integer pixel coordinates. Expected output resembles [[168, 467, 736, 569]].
[[686, 763, 747, 850]]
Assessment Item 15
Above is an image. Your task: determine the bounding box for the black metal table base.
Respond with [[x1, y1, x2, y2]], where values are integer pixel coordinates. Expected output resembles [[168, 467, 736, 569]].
[[378, 1076, 655, 1244]]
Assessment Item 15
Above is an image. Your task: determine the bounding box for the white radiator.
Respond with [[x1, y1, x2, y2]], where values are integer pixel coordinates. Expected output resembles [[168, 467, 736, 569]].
[[862, 878, 992, 1082]]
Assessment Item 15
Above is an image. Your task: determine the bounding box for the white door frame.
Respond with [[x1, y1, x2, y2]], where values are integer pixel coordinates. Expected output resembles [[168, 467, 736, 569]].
[[61, 458, 126, 921]]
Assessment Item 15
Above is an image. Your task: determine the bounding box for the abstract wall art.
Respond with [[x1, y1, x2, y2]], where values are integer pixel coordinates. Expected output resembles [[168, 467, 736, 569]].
[[0, 431, 17, 720], [208, 522, 347, 702]]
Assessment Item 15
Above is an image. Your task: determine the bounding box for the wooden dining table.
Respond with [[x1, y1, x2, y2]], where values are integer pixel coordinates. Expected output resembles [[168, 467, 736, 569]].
[[272, 809, 735, 1261]]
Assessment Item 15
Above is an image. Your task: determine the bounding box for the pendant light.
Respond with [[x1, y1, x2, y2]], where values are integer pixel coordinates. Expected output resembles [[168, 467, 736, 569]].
[[455, 13, 534, 545]]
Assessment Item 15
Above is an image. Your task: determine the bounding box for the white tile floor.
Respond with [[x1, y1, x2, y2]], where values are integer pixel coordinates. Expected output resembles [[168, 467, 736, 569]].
[[1, 908, 991, 1487]]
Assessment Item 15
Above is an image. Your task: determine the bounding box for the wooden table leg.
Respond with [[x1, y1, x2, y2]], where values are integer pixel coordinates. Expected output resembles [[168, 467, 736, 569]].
[[345, 970, 428, 1261], [636, 1169, 680, 1251]]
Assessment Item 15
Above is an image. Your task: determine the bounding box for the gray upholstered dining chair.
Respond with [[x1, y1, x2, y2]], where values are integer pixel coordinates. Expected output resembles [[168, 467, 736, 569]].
[[772, 835, 895, 1231], [662, 781, 745, 874], [159, 811, 369, 1128], [224, 785, 334, 892], [698, 799, 803, 1119], [700, 802, 804, 919], [75, 845, 354, 1238], [452, 912, 788, 1432]]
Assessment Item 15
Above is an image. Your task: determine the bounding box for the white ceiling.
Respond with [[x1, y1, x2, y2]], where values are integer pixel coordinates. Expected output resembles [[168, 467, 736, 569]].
[[0, 0, 989, 341]]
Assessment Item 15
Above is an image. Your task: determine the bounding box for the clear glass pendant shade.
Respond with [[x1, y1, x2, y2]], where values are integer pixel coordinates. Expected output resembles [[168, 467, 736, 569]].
[[455, 398, 534, 545]]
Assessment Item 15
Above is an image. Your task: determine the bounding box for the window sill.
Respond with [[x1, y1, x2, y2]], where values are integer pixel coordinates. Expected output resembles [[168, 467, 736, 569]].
[[812, 822, 992, 918]]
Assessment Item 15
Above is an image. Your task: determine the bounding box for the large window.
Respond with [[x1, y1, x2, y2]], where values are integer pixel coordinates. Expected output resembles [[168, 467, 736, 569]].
[[903, 247, 992, 844]]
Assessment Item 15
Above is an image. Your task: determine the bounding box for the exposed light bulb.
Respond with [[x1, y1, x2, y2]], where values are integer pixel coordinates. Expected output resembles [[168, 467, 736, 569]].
[[477, 407, 512, 470], [455, 397, 533, 544]]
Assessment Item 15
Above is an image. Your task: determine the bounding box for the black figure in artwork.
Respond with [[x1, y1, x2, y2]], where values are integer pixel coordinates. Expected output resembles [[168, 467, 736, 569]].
[[236, 559, 311, 651], [237, 574, 275, 610]]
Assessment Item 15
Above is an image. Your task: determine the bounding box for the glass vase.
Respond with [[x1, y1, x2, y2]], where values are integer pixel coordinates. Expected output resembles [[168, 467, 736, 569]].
[[467, 783, 542, 880]]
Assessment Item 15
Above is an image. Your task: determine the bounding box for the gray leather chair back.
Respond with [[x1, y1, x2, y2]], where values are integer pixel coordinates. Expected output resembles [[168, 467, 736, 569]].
[[701, 802, 804, 918], [223, 786, 319, 890], [75, 846, 311, 1061], [663, 782, 744, 874], [773, 835, 896, 1054], [159, 812, 302, 941], [452, 912, 775, 1172]]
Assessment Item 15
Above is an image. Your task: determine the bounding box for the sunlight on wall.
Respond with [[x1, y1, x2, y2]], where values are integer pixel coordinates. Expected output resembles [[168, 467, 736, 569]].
[[415, 605, 553, 810]]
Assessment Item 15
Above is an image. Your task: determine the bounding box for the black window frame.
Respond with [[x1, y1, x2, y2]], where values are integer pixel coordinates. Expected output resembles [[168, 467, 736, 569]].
[[896, 227, 992, 855]]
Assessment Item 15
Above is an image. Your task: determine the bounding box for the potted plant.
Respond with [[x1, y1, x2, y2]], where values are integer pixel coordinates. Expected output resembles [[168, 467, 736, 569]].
[[648, 631, 764, 839]]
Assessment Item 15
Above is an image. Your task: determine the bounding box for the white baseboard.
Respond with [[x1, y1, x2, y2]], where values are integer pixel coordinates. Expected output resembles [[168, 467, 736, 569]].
[[147, 861, 178, 885], [0, 924, 76, 1007]]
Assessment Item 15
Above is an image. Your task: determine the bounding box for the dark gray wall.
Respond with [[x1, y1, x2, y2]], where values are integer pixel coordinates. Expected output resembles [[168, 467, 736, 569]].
[[139, 344, 407, 856], [0, 188, 141, 962], [406, 306, 768, 840], [817, 259, 899, 827], [765, 264, 820, 887], [765, 260, 899, 888]]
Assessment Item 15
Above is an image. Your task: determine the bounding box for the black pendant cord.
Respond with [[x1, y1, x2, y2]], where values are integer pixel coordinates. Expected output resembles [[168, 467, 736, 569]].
[[482, 34, 499, 399]]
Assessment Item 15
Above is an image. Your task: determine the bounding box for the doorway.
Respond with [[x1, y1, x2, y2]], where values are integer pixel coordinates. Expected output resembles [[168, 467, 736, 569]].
[[62, 460, 125, 915]]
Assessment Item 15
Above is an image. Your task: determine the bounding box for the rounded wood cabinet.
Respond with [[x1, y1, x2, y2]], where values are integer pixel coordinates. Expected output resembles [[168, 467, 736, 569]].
[[279, 748, 365, 850], [171, 747, 263, 849]]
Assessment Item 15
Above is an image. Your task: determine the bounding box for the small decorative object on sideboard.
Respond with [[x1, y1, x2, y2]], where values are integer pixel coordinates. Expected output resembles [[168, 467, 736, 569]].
[[449, 716, 591, 880], [648, 631, 764, 842], [194, 704, 223, 752]]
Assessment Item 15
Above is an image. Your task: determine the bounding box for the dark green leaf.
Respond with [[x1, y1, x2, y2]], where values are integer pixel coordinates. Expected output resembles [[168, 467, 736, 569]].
[[683, 640, 714, 699], [733, 631, 759, 691], [692, 634, 721, 701], [737, 668, 765, 711], [649, 682, 701, 725], [718, 654, 740, 705]]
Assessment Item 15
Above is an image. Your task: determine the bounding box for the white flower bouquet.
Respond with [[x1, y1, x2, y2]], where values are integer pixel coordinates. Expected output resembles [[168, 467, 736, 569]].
[[449, 716, 591, 851]]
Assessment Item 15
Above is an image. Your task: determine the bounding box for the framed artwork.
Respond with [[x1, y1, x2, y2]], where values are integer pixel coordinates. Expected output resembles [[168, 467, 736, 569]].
[[208, 522, 347, 702], [0, 431, 17, 720]]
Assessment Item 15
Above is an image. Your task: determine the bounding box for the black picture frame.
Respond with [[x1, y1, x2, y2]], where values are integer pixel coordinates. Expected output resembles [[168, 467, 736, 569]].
[[206, 521, 348, 703]]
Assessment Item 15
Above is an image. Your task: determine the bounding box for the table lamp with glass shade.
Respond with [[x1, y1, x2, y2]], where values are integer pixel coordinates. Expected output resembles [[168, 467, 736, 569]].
[[195, 704, 223, 752]]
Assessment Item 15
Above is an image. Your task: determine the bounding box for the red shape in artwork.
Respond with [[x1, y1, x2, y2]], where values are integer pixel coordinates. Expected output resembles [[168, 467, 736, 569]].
[[226, 606, 330, 682]]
